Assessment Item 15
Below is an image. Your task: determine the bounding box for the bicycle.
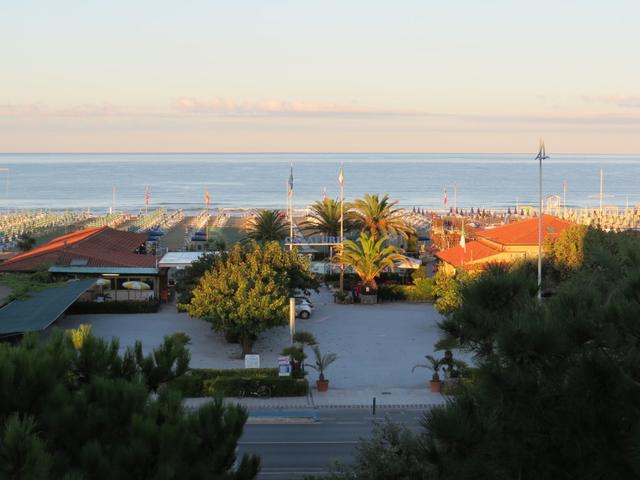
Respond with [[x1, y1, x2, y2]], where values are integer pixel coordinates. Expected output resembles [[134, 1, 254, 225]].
[[238, 380, 272, 399]]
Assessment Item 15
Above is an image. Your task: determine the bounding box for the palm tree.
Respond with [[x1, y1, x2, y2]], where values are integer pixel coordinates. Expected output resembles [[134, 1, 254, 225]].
[[245, 209, 288, 242], [335, 232, 406, 289], [350, 193, 415, 240], [300, 199, 346, 238], [307, 345, 337, 382], [16, 233, 36, 252]]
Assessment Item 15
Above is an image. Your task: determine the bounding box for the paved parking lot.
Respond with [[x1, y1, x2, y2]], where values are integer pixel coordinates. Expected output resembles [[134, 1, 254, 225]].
[[58, 288, 443, 390]]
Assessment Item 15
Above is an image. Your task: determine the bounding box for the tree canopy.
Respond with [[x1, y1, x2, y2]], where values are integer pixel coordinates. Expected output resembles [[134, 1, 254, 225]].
[[350, 193, 414, 240], [0, 330, 259, 479], [174, 252, 220, 306], [300, 199, 348, 238], [335, 232, 406, 289], [245, 209, 288, 243], [183, 241, 318, 354]]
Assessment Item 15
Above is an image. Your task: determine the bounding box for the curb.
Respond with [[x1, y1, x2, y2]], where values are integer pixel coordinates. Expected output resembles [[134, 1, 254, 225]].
[[312, 403, 441, 409]]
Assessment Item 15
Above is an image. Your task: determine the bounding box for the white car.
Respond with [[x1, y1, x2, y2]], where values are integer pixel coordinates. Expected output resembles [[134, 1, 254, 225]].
[[295, 297, 314, 319]]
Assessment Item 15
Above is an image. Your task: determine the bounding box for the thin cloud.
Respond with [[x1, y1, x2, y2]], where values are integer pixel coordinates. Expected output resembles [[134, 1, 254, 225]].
[[172, 96, 416, 117], [0, 103, 42, 117], [1, 98, 640, 127], [582, 96, 640, 109]]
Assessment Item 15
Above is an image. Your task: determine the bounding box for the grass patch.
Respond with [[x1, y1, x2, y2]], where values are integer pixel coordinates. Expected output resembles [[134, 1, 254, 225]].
[[208, 227, 246, 246], [0, 271, 64, 303]]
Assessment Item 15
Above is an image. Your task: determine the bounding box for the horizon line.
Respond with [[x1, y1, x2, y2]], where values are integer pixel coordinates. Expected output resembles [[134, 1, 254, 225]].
[[1, 151, 639, 156]]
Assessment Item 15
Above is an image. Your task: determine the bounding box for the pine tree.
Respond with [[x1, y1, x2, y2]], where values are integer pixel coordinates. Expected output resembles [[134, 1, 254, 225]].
[[0, 331, 259, 479]]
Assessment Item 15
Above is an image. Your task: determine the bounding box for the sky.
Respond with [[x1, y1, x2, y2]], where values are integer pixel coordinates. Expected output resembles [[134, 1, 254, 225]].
[[1, 0, 639, 153]]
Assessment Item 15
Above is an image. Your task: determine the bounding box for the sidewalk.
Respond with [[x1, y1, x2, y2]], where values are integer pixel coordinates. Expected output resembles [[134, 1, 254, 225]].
[[184, 386, 445, 411]]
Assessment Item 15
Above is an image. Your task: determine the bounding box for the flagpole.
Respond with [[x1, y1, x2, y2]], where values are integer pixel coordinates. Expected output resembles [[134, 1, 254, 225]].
[[289, 165, 294, 251], [536, 140, 548, 302], [289, 192, 293, 251], [339, 164, 345, 293]]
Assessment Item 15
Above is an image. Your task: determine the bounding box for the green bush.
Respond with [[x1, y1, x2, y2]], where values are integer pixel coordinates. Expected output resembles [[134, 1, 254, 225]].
[[404, 277, 435, 302], [204, 375, 308, 397], [169, 368, 284, 397], [68, 299, 160, 314], [377, 284, 407, 302]]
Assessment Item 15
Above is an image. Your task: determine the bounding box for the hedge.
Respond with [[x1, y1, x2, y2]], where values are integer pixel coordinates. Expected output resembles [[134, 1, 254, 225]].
[[377, 278, 435, 303], [377, 284, 407, 302], [67, 299, 161, 314], [204, 376, 309, 397], [169, 368, 308, 397]]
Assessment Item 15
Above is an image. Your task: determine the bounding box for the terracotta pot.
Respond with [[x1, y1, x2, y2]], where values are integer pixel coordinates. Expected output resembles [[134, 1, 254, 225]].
[[430, 380, 442, 393], [317, 379, 329, 392]]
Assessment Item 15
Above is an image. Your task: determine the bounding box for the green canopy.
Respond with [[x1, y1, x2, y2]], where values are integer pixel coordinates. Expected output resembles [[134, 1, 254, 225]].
[[0, 278, 96, 337]]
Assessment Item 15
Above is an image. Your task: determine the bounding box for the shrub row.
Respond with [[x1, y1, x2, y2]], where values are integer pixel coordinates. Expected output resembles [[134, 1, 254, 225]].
[[377, 278, 435, 303], [169, 368, 308, 397], [204, 376, 309, 397], [68, 299, 161, 314]]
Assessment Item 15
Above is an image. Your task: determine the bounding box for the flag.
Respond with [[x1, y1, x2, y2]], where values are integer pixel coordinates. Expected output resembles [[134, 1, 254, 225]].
[[322, 187, 327, 204], [444, 189, 448, 207], [205, 191, 210, 207], [288, 165, 294, 196], [459, 221, 466, 251], [338, 165, 344, 187]]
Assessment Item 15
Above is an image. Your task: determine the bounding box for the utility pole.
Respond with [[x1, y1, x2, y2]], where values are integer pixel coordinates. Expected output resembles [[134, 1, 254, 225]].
[[600, 169, 603, 214], [288, 165, 294, 251], [339, 164, 345, 293], [536, 140, 549, 302]]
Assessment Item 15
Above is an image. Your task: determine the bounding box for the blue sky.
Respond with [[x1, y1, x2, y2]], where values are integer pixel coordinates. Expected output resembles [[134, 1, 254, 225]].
[[1, 0, 639, 152]]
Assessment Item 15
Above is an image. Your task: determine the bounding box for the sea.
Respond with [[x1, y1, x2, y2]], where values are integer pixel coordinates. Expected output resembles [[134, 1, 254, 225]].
[[0, 153, 638, 215]]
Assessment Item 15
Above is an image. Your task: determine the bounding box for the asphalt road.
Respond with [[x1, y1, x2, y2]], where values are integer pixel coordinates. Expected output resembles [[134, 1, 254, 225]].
[[239, 408, 427, 479]]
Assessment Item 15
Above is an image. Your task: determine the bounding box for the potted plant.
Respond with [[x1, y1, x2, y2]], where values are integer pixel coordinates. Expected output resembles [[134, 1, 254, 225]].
[[440, 350, 469, 394], [281, 331, 317, 378], [308, 345, 337, 392], [412, 354, 443, 393]]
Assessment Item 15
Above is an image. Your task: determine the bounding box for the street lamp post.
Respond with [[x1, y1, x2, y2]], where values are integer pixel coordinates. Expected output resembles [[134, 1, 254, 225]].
[[536, 140, 549, 302]]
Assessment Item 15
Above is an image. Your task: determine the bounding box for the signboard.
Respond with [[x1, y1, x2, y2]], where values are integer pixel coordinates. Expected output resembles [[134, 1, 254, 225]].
[[285, 235, 341, 245], [244, 354, 260, 369], [278, 356, 292, 376]]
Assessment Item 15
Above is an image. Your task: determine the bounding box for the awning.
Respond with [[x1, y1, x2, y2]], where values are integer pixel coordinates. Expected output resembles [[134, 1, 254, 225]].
[[395, 257, 422, 269], [0, 278, 97, 337], [158, 251, 212, 269]]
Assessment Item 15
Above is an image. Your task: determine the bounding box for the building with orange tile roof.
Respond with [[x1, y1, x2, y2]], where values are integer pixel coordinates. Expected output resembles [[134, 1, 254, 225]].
[[435, 215, 573, 274], [0, 227, 167, 301], [0, 226, 156, 272]]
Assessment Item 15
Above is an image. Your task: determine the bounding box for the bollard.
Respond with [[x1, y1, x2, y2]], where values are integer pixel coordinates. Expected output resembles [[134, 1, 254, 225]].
[[372, 397, 376, 416]]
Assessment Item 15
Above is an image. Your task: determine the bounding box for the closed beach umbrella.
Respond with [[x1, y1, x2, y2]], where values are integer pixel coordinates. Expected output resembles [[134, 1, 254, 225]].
[[122, 281, 150, 290]]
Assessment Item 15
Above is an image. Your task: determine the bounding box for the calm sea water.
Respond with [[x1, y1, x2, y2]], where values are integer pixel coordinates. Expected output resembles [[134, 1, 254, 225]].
[[0, 153, 638, 214]]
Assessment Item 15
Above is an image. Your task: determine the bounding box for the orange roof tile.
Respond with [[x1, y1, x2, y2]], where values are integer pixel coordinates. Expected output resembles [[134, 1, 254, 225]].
[[476, 215, 573, 246], [0, 227, 155, 272], [435, 240, 500, 268]]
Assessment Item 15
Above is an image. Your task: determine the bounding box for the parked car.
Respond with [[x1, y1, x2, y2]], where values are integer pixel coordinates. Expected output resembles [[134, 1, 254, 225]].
[[295, 297, 314, 319], [295, 296, 314, 309]]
